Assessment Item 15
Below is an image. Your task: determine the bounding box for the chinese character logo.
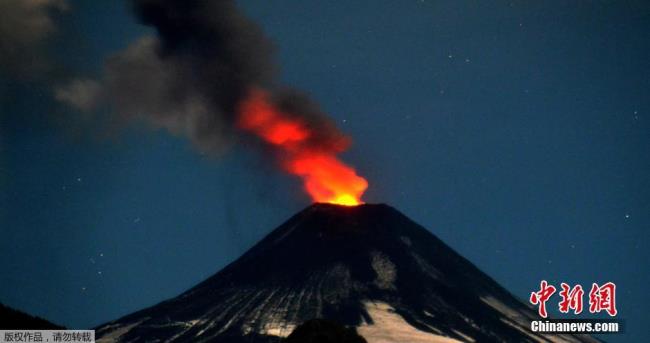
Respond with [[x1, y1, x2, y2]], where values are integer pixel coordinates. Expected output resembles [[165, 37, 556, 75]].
[[530, 281, 617, 318], [530, 280, 556, 318], [558, 282, 584, 314], [589, 282, 617, 316]]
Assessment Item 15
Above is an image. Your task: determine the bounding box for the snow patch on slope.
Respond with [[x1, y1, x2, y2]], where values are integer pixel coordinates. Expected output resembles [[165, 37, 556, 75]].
[[259, 322, 296, 338], [96, 319, 147, 343], [358, 302, 464, 343], [370, 252, 397, 290]]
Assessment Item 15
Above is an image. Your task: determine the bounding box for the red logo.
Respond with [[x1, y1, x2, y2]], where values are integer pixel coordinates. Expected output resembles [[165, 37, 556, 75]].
[[589, 282, 617, 316], [530, 281, 617, 318], [558, 283, 584, 314], [530, 280, 556, 318]]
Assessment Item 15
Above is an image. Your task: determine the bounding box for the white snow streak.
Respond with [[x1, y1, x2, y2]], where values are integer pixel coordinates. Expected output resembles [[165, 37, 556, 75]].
[[358, 302, 463, 343]]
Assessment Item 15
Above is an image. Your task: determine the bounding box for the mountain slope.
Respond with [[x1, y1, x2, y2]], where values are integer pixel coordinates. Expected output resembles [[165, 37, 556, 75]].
[[96, 203, 597, 342], [0, 303, 65, 330]]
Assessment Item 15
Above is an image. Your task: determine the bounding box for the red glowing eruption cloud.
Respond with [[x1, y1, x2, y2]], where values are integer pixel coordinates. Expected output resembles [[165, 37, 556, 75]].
[[237, 89, 368, 206]]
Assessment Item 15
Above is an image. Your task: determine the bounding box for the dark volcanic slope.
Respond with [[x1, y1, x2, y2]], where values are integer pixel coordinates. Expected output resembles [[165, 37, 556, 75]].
[[0, 303, 65, 329], [97, 204, 597, 343]]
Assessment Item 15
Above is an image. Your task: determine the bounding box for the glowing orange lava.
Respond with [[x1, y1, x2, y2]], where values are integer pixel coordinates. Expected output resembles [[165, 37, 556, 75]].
[[237, 89, 368, 206]]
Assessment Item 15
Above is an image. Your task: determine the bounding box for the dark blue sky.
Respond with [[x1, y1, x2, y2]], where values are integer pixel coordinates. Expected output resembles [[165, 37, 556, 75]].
[[1, 1, 648, 341]]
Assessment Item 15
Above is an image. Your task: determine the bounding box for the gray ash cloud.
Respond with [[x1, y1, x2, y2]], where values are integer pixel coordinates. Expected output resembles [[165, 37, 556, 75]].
[[56, 0, 347, 154], [0, 0, 68, 80]]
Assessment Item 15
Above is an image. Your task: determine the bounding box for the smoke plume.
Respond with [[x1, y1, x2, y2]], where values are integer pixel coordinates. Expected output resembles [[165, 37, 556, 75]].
[[0, 0, 68, 79], [58, 0, 346, 153], [57, 0, 367, 203]]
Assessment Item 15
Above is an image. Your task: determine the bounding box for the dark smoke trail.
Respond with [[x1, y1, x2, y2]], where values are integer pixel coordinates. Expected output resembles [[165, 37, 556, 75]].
[[132, 0, 274, 127], [0, 0, 68, 81], [57, 0, 348, 155], [56, 0, 368, 204]]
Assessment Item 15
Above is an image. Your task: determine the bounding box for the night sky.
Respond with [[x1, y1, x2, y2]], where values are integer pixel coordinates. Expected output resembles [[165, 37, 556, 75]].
[[1, 1, 648, 342]]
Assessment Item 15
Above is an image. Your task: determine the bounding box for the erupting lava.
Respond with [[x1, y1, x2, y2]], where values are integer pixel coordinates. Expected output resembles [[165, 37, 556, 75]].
[[237, 89, 368, 206]]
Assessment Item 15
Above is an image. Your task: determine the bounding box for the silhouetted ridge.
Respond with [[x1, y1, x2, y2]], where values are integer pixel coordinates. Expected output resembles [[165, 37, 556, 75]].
[[0, 303, 65, 330]]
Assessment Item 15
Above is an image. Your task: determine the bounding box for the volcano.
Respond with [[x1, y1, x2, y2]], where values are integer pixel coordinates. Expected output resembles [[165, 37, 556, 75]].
[[96, 204, 597, 342]]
